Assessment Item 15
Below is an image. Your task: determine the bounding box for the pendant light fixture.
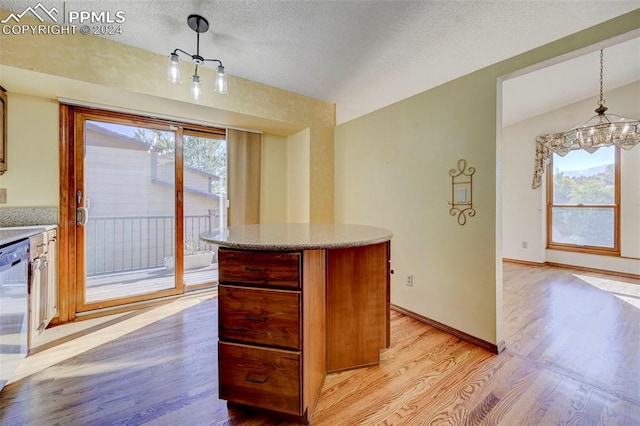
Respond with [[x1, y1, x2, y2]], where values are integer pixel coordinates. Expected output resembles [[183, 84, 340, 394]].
[[167, 14, 227, 100], [537, 49, 640, 154], [532, 48, 640, 189]]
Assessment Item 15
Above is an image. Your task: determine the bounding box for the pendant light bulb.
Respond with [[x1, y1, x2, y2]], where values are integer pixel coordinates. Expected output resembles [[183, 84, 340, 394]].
[[167, 53, 181, 84], [191, 74, 202, 101], [168, 15, 229, 97], [215, 65, 228, 94]]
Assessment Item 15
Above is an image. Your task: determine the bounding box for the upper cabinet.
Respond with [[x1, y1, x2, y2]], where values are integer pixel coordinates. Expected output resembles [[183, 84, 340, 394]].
[[0, 86, 6, 175]]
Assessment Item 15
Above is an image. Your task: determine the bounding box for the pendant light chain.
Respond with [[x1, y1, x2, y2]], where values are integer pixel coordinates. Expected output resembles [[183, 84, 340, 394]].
[[597, 49, 606, 110]]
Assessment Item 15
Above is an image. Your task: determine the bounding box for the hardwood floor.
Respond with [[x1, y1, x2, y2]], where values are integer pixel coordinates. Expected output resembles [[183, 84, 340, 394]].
[[1, 263, 639, 425]]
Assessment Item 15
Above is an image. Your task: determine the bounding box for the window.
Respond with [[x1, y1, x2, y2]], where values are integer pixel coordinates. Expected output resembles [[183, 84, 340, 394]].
[[547, 146, 620, 255]]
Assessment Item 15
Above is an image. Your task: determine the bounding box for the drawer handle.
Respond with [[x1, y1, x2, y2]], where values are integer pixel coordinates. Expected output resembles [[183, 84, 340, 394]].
[[244, 266, 267, 273], [244, 314, 267, 322], [244, 373, 268, 384]]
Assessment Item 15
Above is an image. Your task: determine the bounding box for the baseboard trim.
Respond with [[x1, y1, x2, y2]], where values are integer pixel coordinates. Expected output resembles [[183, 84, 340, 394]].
[[390, 304, 505, 355], [545, 262, 640, 280], [503, 258, 639, 279], [503, 258, 545, 267]]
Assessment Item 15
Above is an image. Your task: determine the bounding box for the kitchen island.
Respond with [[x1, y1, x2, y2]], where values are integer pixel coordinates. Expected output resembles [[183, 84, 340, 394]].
[[201, 223, 392, 423]]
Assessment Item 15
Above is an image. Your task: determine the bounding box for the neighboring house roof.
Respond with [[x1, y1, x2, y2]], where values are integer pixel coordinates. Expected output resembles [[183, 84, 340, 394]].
[[86, 121, 223, 181]]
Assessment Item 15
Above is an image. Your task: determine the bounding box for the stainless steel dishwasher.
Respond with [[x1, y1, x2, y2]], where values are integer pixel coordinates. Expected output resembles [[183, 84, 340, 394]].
[[0, 238, 30, 391]]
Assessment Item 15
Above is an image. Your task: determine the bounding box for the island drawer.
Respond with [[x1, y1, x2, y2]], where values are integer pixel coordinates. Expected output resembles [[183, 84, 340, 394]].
[[219, 285, 301, 349], [219, 341, 302, 415], [218, 249, 301, 288]]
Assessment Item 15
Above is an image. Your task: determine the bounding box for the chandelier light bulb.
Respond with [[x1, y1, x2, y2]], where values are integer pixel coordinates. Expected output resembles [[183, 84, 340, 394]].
[[191, 74, 202, 101], [215, 65, 228, 94], [167, 53, 181, 84]]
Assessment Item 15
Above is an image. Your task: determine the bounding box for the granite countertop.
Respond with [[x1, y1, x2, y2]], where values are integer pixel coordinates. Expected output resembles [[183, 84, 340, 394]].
[[0, 225, 58, 247], [200, 223, 392, 251]]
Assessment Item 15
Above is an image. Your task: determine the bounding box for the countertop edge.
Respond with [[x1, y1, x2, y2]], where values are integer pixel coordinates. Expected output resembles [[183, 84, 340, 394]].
[[0, 225, 58, 247], [202, 234, 392, 251], [200, 224, 393, 251]]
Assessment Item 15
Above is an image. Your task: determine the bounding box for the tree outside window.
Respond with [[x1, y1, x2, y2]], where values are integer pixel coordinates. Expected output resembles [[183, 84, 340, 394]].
[[548, 146, 619, 254]]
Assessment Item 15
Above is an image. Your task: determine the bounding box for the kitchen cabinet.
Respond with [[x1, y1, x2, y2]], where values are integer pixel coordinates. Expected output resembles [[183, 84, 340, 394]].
[[0, 238, 29, 392], [0, 86, 6, 175], [218, 248, 326, 423], [46, 229, 58, 323], [204, 223, 392, 423], [28, 229, 57, 348]]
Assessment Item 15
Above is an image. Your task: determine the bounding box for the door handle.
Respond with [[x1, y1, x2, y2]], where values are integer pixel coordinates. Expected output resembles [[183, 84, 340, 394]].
[[76, 207, 89, 226]]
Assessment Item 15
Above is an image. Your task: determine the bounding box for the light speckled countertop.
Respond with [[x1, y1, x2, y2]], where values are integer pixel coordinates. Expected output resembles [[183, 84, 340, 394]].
[[0, 225, 58, 247], [200, 223, 392, 251]]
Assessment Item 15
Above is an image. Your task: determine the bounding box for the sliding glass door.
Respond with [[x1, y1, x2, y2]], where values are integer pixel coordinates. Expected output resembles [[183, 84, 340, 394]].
[[182, 130, 227, 288], [71, 108, 225, 312]]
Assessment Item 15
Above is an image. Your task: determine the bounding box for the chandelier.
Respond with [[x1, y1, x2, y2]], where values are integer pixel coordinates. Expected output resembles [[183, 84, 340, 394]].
[[532, 48, 640, 189], [537, 49, 640, 155], [167, 14, 227, 101]]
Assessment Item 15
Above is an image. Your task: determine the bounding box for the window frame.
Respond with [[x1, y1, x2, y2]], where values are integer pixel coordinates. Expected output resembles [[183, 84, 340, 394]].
[[546, 146, 621, 256], [59, 104, 227, 320]]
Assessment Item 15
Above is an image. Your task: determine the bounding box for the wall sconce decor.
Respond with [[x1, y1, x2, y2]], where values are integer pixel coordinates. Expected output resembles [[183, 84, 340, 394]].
[[167, 14, 227, 101], [448, 159, 475, 225]]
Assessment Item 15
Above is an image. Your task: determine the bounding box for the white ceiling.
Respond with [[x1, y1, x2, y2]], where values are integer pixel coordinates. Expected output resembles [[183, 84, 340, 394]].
[[1, 1, 639, 124], [503, 36, 640, 127]]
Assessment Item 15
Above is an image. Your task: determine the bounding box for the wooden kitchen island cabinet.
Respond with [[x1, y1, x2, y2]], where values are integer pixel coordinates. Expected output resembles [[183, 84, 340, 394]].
[[202, 224, 392, 424]]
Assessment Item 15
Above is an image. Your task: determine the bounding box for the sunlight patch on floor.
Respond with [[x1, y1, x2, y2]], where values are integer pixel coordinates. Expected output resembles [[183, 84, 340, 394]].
[[574, 273, 640, 309], [31, 355, 186, 381], [9, 294, 215, 384]]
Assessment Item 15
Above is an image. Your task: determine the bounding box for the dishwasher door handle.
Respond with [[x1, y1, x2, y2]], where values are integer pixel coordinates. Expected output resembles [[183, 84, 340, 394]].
[[76, 207, 89, 226]]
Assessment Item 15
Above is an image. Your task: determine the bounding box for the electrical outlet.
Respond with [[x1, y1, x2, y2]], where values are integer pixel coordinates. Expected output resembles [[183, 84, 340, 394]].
[[522, 241, 528, 249], [0, 188, 6, 204], [405, 275, 413, 287]]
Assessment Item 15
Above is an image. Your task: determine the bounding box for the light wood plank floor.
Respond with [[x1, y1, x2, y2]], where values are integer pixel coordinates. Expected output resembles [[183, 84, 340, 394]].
[[0, 263, 639, 425]]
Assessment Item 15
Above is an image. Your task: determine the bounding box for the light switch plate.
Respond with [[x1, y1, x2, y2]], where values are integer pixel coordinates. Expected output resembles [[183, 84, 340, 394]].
[[0, 188, 6, 204]]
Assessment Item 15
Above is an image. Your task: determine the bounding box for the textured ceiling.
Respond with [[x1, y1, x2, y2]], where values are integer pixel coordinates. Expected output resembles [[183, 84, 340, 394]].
[[503, 36, 640, 127], [1, 1, 638, 124]]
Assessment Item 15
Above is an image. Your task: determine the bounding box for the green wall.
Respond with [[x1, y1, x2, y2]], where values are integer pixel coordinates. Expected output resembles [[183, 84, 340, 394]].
[[335, 9, 640, 345]]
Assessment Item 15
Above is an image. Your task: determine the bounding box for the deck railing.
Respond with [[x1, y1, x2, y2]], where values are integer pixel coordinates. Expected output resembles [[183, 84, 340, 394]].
[[85, 215, 218, 276]]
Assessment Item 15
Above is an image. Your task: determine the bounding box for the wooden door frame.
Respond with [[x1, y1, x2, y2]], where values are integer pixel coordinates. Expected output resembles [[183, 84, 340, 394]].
[[58, 104, 224, 321]]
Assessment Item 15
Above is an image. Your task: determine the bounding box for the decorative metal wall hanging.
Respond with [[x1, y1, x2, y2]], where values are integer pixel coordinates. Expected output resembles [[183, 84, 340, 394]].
[[448, 159, 475, 225]]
